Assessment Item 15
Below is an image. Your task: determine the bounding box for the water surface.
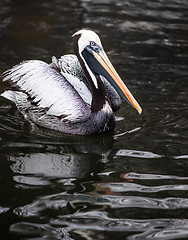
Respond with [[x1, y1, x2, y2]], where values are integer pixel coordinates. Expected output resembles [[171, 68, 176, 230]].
[[0, 0, 188, 239]]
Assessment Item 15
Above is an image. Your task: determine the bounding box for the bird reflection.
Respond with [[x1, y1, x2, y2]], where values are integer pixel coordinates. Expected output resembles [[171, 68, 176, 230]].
[[10, 153, 91, 179], [5, 133, 115, 187]]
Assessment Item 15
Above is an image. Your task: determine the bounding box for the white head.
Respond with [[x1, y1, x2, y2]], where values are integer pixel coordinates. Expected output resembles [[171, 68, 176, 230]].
[[72, 29, 103, 53]]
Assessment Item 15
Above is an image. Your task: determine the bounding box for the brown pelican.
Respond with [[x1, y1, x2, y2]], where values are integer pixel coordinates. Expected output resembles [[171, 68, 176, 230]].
[[1, 30, 142, 135]]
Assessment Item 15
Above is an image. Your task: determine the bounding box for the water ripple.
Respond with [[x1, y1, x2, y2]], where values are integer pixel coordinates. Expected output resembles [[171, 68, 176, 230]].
[[102, 182, 188, 193], [11, 205, 188, 239], [116, 149, 163, 159], [101, 195, 188, 210], [124, 172, 188, 180], [13, 192, 188, 220]]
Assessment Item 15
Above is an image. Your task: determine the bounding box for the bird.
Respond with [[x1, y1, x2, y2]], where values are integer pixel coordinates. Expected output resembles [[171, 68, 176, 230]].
[[1, 29, 142, 135]]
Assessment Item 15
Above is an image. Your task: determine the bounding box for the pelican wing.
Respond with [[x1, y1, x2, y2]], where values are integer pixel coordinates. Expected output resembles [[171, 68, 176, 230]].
[[2, 60, 91, 122], [52, 55, 92, 106]]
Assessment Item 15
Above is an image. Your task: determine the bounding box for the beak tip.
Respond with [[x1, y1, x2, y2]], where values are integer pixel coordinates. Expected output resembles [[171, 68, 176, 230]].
[[138, 107, 142, 114]]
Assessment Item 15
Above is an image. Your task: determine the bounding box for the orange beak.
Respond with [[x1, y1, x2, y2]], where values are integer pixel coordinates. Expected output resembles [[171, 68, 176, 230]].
[[92, 49, 142, 114]]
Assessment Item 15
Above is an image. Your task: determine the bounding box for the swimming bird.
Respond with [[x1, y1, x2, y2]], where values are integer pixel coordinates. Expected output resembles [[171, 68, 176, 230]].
[[1, 29, 142, 135]]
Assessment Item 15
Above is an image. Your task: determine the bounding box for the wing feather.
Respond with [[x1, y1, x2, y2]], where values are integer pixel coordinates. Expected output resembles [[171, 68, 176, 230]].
[[2, 60, 91, 122], [52, 55, 92, 106]]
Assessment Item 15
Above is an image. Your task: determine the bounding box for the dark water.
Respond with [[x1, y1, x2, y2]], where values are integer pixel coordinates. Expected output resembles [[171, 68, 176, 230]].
[[0, 0, 188, 239]]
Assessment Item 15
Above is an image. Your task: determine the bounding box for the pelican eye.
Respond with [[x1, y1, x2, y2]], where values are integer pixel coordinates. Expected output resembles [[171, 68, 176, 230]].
[[90, 41, 101, 53], [90, 41, 96, 47]]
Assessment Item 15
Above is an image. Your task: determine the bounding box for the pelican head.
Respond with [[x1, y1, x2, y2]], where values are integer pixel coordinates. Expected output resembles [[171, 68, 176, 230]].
[[72, 29, 142, 114]]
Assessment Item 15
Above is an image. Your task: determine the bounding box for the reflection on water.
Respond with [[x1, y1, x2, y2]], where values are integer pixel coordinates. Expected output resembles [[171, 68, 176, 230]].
[[11, 153, 89, 177], [10, 153, 93, 187], [0, 0, 188, 239]]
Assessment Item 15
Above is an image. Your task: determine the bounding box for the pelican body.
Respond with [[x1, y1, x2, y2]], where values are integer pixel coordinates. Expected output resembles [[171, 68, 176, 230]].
[[1, 30, 142, 135]]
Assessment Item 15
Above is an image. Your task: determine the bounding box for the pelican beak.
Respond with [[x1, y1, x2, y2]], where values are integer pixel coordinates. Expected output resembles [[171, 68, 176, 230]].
[[92, 49, 142, 114]]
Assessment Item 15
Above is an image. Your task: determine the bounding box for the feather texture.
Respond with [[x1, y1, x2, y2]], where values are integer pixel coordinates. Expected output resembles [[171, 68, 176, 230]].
[[52, 55, 92, 105], [2, 60, 91, 122]]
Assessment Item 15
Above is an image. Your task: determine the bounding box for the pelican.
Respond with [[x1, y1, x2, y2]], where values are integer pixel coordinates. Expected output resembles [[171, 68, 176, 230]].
[[1, 30, 142, 135]]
